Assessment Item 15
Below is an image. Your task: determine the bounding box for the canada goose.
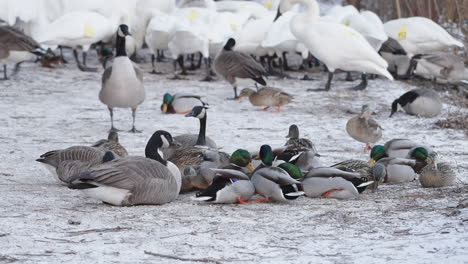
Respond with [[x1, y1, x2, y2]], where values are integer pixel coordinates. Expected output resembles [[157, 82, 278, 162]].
[[0, 25, 43, 79], [408, 147, 456, 188], [301, 167, 375, 199], [346, 105, 382, 151], [36, 146, 115, 184], [384, 17, 463, 56], [238, 87, 293, 112], [412, 53, 468, 84], [369, 145, 417, 183], [281, 0, 393, 91], [390, 88, 442, 117], [91, 131, 128, 157], [68, 130, 182, 206], [160, 93, 205, 114], [99, 24, 145, 133], [214, 38, 267, 99]]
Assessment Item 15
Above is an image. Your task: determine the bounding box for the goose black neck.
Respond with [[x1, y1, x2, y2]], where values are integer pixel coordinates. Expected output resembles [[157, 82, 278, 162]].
[[390, 99, 399, 117], [196, 115, 207, 146], [145, 143, 167, 166], [115, 34, 127, 57]]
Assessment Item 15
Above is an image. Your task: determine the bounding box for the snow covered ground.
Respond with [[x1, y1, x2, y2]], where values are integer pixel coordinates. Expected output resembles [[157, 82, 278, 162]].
[[0, 51, 467, 263]]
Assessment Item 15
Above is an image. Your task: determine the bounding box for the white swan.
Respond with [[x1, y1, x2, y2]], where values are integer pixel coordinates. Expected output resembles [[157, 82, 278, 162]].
[[284, 0, 393, 91], [342, 10, 388, 51], [384, 17, 463, 56]]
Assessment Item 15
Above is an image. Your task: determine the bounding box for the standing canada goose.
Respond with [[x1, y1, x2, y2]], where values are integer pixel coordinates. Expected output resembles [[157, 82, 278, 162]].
[[0, 25, 44, 79], [346, 105, 382, 151], [369, 145, 417, 183], [408, 147, 456, 188], [99, 24, 145, 133], [163, 106, 217, 159], [91, 131, 128, 157], [390, 88, 442, 117], [161, 93, 206, 114], [281, 0, 393, 91], [237, 87, 293, 112], [36, 146, 115, 184], [213, 38, 267, 99], [68, 130, 182, 206], [301, 167, 375, 199]]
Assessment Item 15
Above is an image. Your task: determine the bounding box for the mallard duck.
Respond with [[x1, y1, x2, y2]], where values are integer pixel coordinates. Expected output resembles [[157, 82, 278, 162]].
[[68, 130, 182, 206], [369, 145, 417, 183], [214, 38, 267, 99], [163, 106, 217, 159], [390, 88, 442, 117], [301, 167, 375, 199], [408, 147, 456, 188], [184, 149, 255, 194], [238, 87, 293, 113], [384, 138, 433, 158], [346, 104, 382, 151], [36, 146, 115, 184], [161, 93, 206, 114], [331, 159, 388, 191], [91, 131, 128, 157], [285, 124, 316, 151], [192, 169, 255, 204], [99, 25, 145, 133]]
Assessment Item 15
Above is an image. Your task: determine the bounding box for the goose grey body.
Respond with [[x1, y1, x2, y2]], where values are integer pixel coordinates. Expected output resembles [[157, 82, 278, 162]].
[[214, 38, 267, 99], [68, 156, 180, 205], [36, 146, 109, 183], [99, 25, 145, 132], [251, 167, 301, 202], [390, 88, 442, 117], [414, 52, 468, 83], [346, 105, 382, 147], [91, 131, 128, 157], [68, 130, 182, 206]]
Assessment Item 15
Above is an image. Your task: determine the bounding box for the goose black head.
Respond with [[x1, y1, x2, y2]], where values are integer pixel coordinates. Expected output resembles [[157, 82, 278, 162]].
[[186, 106, 208, 119], [102, 151, 116, 163], [223, 38, 236, 51], [116, 24, 131, 57], [117, 24, 131, 37]]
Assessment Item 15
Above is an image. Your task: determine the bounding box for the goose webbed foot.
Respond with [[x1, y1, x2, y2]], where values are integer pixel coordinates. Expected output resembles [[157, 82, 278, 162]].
[[77, 64, 98, 72], [150, 70, 163, 75], [109, 127, 121, 133], [345, 72, 354, 81], [128, 126, 142, 133], [307, 88, 329, 92], [301, 74, 314, 81], [170, 75, 187, 80], [200, 75, 214, 82], [349, 74, 368, 91]]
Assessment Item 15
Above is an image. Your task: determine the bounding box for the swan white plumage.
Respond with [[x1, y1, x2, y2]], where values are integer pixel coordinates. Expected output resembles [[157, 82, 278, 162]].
[[384, 17, 463, 56], [145, 10, 177, 73], [284, 0, 393, 91], [215, 1, 270, 19], [342, 10, 388, 51], [233, 12, 276, 57]]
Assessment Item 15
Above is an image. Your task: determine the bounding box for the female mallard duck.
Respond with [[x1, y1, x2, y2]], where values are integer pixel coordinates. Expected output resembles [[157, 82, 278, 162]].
[[330, 159, 387, 191], [390, 88, 442, 117], [369, 145, 417, 183], [238, 87, 293, 113], [346, 104, 382, 151], [160, 93, 206, 114], [408, 147, 456, 188], [192, 169, 255, 204], [163, 106, 218, 159], [36, 146, 115, 184], [213, 38, 267, 99], [285, 124, 316, 152], [301, 167, 376, 199], [67, 130, 182, 206], [250, 145, 304, 202], [91, 131, 128, 157], [184, 149, 255, 194]]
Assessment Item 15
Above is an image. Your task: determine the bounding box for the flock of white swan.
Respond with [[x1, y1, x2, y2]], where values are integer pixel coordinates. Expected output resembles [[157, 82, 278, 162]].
[[1, 0, 463, 205]]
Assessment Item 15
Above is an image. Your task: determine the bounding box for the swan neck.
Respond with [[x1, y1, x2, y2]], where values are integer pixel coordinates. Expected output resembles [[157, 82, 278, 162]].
[[303, 0, 320, 19]]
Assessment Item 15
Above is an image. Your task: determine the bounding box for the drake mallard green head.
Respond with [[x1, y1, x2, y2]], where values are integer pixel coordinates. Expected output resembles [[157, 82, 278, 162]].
[[369, 145, 386, 164], [278, 162, 303, 179], [408, 147, 430, 162], [230, 149, 254, 171], [161, 93, 174, 113], [259, 145, 274, 166]]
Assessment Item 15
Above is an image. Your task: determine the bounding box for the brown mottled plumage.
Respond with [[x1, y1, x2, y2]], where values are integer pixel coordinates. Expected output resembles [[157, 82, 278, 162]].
[[238, 87, 293, 112], [346, 105, 382, 150], [92, 131, 128, 157]]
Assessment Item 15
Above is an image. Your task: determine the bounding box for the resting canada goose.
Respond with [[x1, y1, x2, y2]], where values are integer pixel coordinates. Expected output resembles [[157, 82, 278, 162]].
[[36, 146, 115, 184], [0, 25, 43, 79], [390, 88, 442, 118], [161, 93, 206, 114], [213, 38, 267, 99], [346, 105, 382, 151], [68, 130, 182, 206], [301, 167, 375, 199], [99, 24, 145, 133], [163, 106, 217, 159], [238, 87, 293, 112], [408, 147, 456, 188], [91, 131, 128, 157]]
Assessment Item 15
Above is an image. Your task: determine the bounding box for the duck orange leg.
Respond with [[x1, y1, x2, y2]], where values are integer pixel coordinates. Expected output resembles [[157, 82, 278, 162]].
[[252, 197, 270, 203], [272, 104, 281, 113], [256, 106, 270, 111], [364, 143, 372, 152], [237, 197, 250, 204]]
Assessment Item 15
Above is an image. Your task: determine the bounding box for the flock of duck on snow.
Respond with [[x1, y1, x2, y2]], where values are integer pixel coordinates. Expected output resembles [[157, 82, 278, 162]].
[[0, 0, 462, 205]]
